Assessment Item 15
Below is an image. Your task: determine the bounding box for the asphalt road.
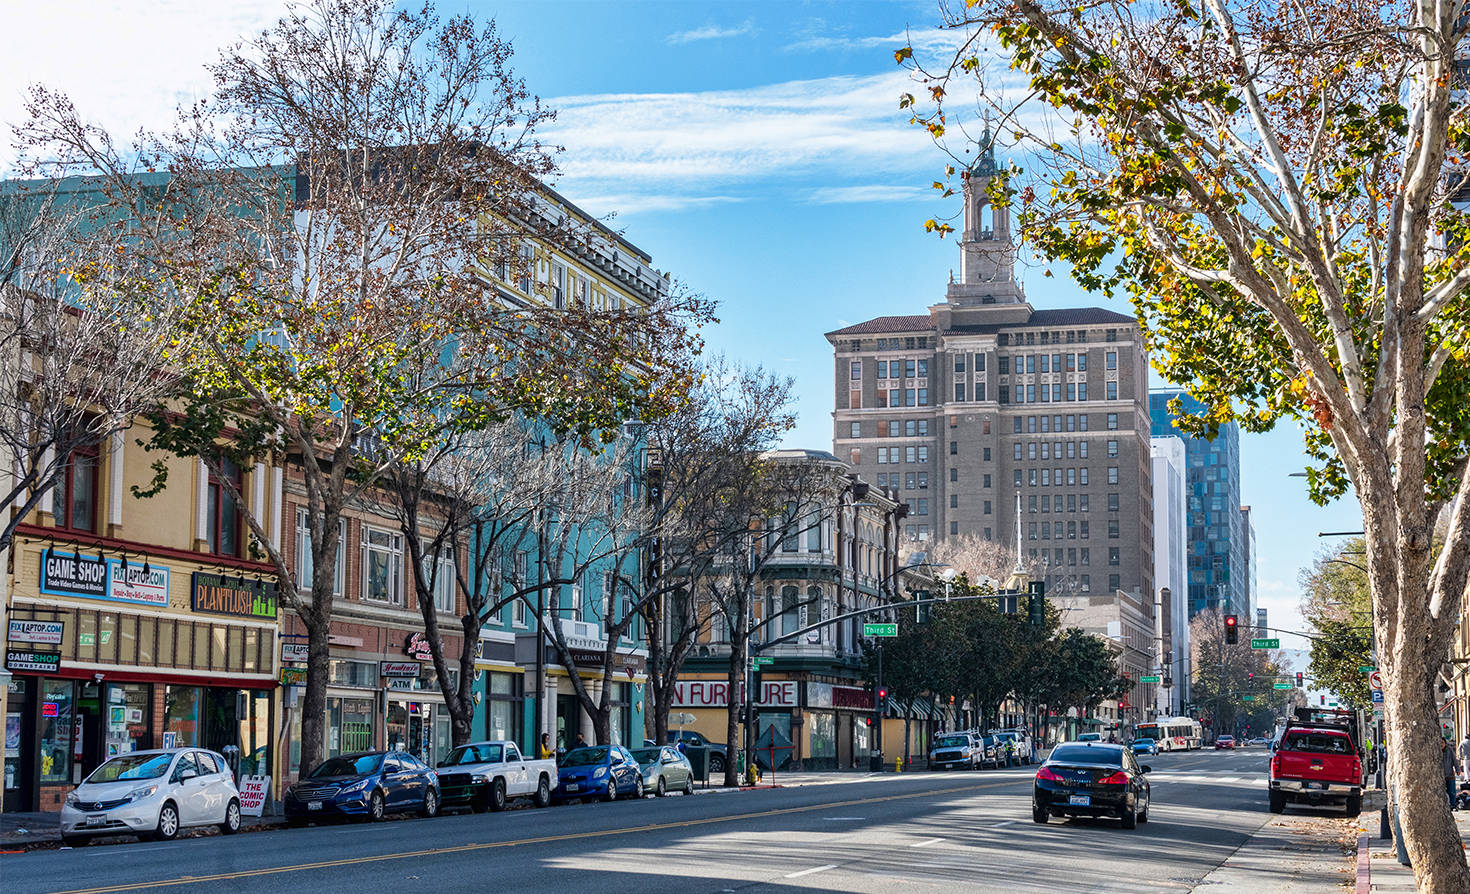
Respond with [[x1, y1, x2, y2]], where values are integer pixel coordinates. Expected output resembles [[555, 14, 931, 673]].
[[3, 748, 1312, 894]]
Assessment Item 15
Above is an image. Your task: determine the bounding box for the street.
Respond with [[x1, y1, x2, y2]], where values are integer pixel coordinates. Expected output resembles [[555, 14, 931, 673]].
[[2, 750, 1345, 894]]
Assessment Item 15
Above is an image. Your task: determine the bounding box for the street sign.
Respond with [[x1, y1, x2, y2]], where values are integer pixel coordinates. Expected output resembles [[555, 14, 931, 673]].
[[1250, 638, 1279, 649], [751, 656, 774, 667], [1369, 671, 1384, 691], [863, 623, 898, 637], [1272, 682, 1292, 690], [1372, 689, 1384, 704], [1139, 675, 1161, 683], [1358, 665, 1376, 673], [1242, 695, 1256, 702]]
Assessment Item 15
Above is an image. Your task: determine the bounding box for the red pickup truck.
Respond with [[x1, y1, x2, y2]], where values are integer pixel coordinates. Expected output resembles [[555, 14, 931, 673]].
[[1268, 724, 1363, 816]]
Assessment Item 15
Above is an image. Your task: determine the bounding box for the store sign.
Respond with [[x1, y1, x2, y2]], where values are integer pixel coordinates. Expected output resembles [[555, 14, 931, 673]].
[[109, 559, 170, 606], [7, 650, 62, 674], [40, 551, 172, 607], [832, 686, 873, 710], [238, 776, 271, 816], [380, 661, 421, 677], [279, 667, 307, 686], [404, 633, 434, 661], [192, 572, 277, 619], [42, 701, 59, 717], [671, 679, 798, 708], [280, 642, 310, 663], [8, 620, 64, 645]]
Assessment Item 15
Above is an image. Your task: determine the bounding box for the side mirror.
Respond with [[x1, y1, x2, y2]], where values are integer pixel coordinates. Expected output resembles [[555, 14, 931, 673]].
[[179, 769, 198, 782], [1140, 765, 1152, 774]]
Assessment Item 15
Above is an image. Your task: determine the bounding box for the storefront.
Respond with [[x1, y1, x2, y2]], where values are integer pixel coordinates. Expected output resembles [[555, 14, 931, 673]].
[[515, 629, 647, 752], [4, 552, 279, 811]]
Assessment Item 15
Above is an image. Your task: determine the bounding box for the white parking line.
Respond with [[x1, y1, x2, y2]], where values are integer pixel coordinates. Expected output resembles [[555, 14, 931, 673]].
[[785, 863, 838, 878], [910, 837, 945, 848]]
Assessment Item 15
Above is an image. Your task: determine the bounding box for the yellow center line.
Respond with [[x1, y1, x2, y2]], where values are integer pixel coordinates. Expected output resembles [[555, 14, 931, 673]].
[[50, 780, 1014, 894]]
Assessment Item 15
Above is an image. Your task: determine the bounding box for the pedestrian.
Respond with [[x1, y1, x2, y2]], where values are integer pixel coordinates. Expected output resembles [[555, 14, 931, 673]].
[[538, 732, 554, 761], [1443, 738, 1458, 809], [574, 732, 588, 751], [1458, 732, 1470, 780]]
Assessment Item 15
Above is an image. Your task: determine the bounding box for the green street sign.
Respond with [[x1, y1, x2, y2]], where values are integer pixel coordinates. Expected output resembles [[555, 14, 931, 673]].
[[1359, 666, 1376, 673], [1273, 682, 1292, 690], [863, 623, 898, 637], [1139, 675, 1161, 683], [1251, 638, 1280, 649], [751, 656, 774, 667], [1242, 695, 1256, 702]]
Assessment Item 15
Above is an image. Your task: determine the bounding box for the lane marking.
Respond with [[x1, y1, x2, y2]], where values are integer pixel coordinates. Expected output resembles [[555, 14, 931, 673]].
[[47, 780, 1009, 894], [910, 838, 944, 848], [784, 863, 837, 878], [991, 821, 1015, 828]]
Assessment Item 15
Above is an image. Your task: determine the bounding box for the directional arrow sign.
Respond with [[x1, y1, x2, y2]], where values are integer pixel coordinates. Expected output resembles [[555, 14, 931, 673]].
[[1273, 682, 1292, 690], [863, 623, 898, 637], [1251, 638, 1280, 649], [1139, 675, 1161, 683]]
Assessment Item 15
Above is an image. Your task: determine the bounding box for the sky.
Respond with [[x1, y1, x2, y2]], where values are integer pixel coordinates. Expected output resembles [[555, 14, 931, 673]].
[[0, 0, 1364, 664]]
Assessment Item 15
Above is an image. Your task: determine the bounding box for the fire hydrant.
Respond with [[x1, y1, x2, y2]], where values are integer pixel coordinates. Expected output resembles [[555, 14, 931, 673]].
[[895, 756, 903, 773]]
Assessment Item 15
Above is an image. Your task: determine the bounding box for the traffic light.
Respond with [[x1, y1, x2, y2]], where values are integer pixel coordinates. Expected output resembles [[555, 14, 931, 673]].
[[1296, 672, 1304, 687], [1224, 614, 1239, 644], [1320, 695, 1326, 705], [1247, 672, 1254, 682], [877, 686, 889, 701], [864, 717, 873, 727], [1028, 589, 1045, 627]]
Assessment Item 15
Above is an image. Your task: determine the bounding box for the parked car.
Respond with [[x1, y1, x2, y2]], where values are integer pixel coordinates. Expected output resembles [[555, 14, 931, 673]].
[[557, 745, 644, 802], [1033, 742, 1151, 828], [631, 746, 695, 796], [1130, 739, 1159, 757], [991, 730, 1033, 765], [929, 733, 982, 770], [1076, 732, 1103, 742], [284, 751, 439, 824], [1214, 735, 1236, 749], [976, 734, 1005, 768], [61, 749, 241, 845], [665, 730, 727, 774], [435, 740, 556, 812], [1268, 725, 1363, 816]]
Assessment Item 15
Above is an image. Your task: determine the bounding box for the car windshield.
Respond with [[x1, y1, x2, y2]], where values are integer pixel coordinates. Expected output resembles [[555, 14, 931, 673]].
[[630, 749, 663, 765], [1219, 736, 1234, 742], [443, 744, 503, 766], [86, 753, 174, 783], [1077, 733, 1101, 741], [936, 736, 970, 748], [1049, 745, 1121, 766], [310, 754, 382, 777], [1282, 732, 1349, 754], [560, 746, 611, 767]]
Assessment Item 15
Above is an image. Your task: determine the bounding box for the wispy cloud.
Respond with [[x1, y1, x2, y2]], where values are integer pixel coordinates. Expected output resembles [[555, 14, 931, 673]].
[[785, 26, 971, 56], [805, 184, 932, 205], [666, 19, 756, 45]]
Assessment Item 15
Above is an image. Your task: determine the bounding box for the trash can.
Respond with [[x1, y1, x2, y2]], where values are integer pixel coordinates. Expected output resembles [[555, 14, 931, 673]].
[[685, 746, 711, 784], [869, 750, 884, 772]]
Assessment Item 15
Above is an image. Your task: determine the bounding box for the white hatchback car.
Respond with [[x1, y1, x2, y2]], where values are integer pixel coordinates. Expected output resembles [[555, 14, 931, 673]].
[[61, 748, 242, 845]]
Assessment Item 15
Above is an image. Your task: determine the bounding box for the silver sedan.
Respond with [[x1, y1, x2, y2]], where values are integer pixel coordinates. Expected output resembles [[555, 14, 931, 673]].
[[631, 746, 695, 797]]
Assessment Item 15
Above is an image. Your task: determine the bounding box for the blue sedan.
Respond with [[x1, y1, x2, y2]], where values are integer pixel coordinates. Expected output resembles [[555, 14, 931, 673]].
[[284, 751, 440, 824], [1130, 740, 1159, 756], [557, 745, 644, 802]]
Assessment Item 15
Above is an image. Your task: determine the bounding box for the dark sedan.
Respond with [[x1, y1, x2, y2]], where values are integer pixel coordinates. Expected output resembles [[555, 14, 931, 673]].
[[556, 745, 644, 802], [1032, 742, 1151, 828], [285, 751, 440, 824]]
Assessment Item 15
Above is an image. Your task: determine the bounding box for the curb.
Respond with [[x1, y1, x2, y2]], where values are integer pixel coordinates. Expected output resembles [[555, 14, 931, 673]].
[[1356, 834, 1371, 894]]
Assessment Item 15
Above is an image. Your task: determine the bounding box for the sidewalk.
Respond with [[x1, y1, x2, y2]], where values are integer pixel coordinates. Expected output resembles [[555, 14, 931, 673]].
[[1193, 812, 1359, 893], [1368, 808, 1470, 892]]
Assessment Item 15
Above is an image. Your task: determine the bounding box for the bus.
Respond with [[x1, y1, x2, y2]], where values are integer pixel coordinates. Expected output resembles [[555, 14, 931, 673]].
[[1133, 717, 1203, 751]]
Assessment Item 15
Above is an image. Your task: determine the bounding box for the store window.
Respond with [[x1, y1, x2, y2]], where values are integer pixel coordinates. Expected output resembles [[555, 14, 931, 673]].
[[53, 446, 99, 532], [38, 680, 73, 784], [163, 685, 202, 747], [362, 526, 404, 604], [328, 697, 376, 756], [104, 684, 151, 757], [485, 673, 524, 744]]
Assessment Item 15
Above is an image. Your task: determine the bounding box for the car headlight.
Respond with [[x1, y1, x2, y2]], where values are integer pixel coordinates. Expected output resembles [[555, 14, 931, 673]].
[[339, 778, 374, 794], [470, 774, 489, 784], [592, 767, 608, 779], [124, 784, 159, 803], [65, 792, 80, 808]]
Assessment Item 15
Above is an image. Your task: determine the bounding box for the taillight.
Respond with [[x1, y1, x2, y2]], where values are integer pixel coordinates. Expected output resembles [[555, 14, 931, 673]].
[[1036, 767, 1065, 783], [1098, 770, 1130, 785], [1270, 756, 1280, 777], [1352, 759, 1362, 779]]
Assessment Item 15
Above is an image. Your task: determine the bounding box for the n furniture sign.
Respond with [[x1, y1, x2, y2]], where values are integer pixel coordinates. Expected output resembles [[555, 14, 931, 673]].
[[671, 679, 798, 708]]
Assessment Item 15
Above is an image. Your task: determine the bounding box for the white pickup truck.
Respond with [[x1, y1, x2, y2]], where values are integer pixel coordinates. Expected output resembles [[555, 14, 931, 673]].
[[434, 740, 557, 812]]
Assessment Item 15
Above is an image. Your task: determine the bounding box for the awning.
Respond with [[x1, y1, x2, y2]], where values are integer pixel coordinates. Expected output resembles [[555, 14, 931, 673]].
[[1080, 717, 1106, 727]]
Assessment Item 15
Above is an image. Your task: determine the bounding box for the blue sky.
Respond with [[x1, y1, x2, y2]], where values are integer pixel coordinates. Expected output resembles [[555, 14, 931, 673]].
[[0, 0, 1362, 657]]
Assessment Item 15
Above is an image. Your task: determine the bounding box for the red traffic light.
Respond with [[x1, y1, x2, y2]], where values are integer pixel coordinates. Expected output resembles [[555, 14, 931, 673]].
[[1224, 615, 1238, 627], [877, 687, 889, 700], [1247, 672, 1254, 680]]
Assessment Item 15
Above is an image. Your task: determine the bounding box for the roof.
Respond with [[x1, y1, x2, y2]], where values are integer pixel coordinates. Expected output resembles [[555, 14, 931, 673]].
[[761, 448, 842, 464], [829, 307, 1134, 339]]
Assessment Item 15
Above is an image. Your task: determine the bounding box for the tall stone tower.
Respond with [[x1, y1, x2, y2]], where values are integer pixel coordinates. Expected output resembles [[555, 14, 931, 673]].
[[950, 127, 1021, 305]]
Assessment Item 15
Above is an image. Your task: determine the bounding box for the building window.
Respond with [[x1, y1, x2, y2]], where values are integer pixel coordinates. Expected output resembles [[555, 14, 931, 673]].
[[1108, 519, 1120, 539], [1079, 494, 1089, 511], [950, 494, 958, 509], [954, 354, 966, 372], [918, 446, 929, 462], [1079, 441, 1089, 458], [1081, 547, 1090, 565], [1081, 574, 1091, 592], [905, 359, 916, 378], [1080, 468, 1089, 485], [917, 359, 929, 377], [1079, 414, 1089, 431], [1080, 520, 1090, 539], [1014, 470, 1023, 487], [951, 521, 959, 535], [1107, 413, 1119, 430], [1028, 469, 1038, 486], [295, 510, 345, 597], [983, 473, 991, 487], [426, 547, 457, 613], [1078, 383, 1088, 401], [1107, 381, 1118, 401], [918, 472, 928, 488], [1014, 444, 1023, 461], [877, 360, 888, 378], [53, 446, 99, 532], [361, 526, 404, 604], [917, 499, 928, 516], [977, 354, 986, 372], [1106, 351, 1118, 370], [851, 360, 862, 380], [905, 472, 916, 490], [207, 459, 243, 557], [1109, 574, 1121, 591], [984, 500, 992, 515], [998, 356, 1009, 374], [951, 468, 959, 482], [1108, 493, 1120, 512], [1107, 466, 1119, 485], [955, 383, 966, 402]]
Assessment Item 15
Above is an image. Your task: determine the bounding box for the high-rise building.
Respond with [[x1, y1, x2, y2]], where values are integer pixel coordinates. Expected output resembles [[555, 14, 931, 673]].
[[1151, 437, 1188, 714], [826, 137, 1154, 601], [1148, 390, 1250, 620], [1242, 505, 1258, 624]]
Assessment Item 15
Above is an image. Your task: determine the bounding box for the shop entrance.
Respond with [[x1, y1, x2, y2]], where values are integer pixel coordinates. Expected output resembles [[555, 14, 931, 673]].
[[4, 676, 34, 812], [555, 694, 578, 751], [386, 699, 444, 761]]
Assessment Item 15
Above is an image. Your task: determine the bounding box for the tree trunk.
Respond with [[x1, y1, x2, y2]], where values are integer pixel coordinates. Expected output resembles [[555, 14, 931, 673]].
[[299, 616, 331, 777], [724, 632, 743, 787], [903, 714, 912, 768]]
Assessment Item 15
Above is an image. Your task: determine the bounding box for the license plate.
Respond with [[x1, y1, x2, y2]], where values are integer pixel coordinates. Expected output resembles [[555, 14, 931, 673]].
[[1069, 794, 1091, 806], [564, 783, 579, 792], [307, 800, 323, 810], [1305, 782, 1325, 790], [84, 814, 106, 826]]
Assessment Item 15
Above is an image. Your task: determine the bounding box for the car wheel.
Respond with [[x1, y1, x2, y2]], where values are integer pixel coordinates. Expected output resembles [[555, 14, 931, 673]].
[[1120, 802, 1138, 829], [489, 779, 508, 812], [220, 799, 242, 834], [683, 775, 694, 795], [1138, 801, 1149, 824], [1268, 790, 1286, 814], [534, 775, 552, 808], [709, 755, 725, 774], [369, 790, 386, 822], [634, 777, 645, 799], [154, 801, 180, 841], [421, 788, 439, 818], [1345, 795, 1362, 817], [656, 776, 667, 797], [604, 778, 617, 802], [1032, 804, 1049, 824]]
